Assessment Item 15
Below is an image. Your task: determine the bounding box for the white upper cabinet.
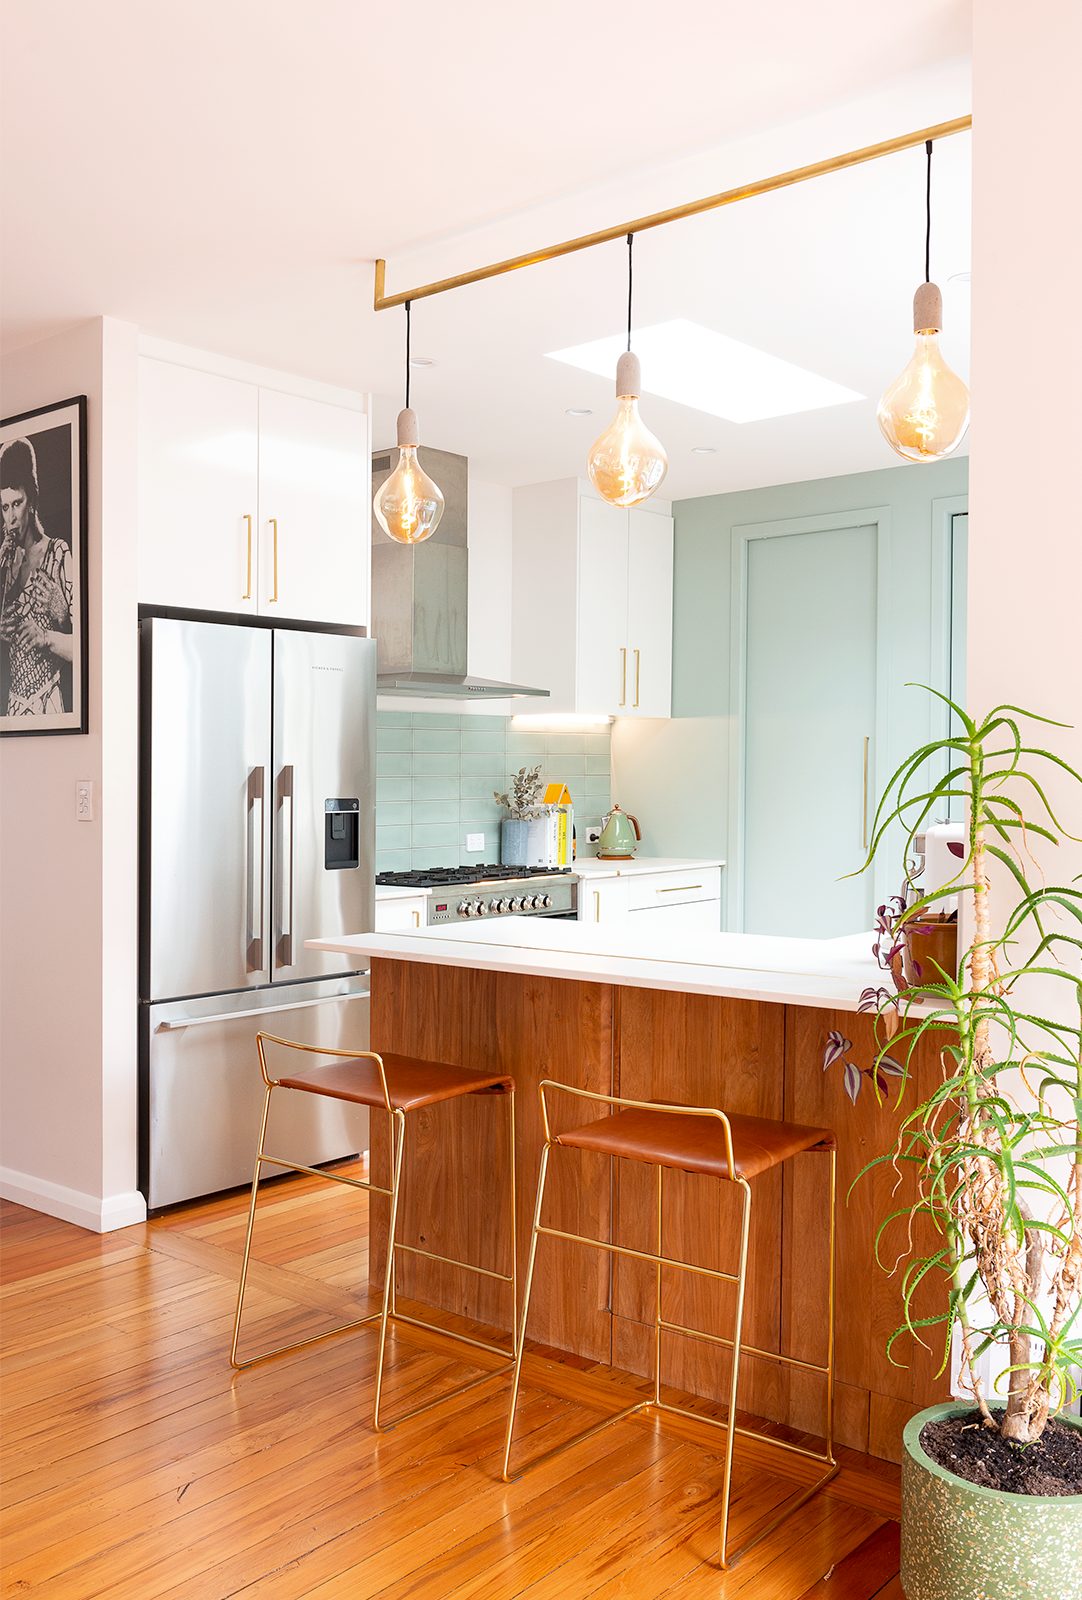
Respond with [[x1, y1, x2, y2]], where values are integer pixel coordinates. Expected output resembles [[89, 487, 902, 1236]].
[[256, 389, 368, 626], [625, 507, 674, 718], [512, 479, 674, 718], [138, 360, 260, 614], [138, 353, 370, 627]]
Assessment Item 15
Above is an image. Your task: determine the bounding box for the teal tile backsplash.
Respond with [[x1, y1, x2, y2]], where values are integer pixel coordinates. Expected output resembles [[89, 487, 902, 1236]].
[[375, 711, 612, 873]]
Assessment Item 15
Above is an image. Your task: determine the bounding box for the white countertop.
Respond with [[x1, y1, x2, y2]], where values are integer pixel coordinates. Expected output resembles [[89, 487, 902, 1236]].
[[308, 917, 879, 1012], [571, 856, 725, 878]]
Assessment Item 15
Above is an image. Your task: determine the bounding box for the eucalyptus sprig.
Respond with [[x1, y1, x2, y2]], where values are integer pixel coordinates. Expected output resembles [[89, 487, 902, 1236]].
[[855, 689, 1082, 1445]]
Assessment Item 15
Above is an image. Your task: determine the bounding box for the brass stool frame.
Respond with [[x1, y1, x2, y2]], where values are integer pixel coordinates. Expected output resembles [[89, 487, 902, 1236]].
[[502, 1080, 837, 1569], [230, 1032, 518, 1431]]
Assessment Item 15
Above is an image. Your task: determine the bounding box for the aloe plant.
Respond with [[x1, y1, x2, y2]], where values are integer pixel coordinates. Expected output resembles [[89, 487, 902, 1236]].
[[855, 690, 1082, 1446]]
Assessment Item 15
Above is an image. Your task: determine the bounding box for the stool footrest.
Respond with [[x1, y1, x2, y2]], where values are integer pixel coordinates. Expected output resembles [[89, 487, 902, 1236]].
[[536, 1225, 739, 1283], [658, 1318, 831, 1376], [257, 1152, 392, 1198], [394, 1241, 514, 1284]]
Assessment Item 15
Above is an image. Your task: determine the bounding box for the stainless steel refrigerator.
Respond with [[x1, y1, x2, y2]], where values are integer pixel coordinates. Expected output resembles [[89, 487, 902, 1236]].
[[138, 611, 375, 1209]]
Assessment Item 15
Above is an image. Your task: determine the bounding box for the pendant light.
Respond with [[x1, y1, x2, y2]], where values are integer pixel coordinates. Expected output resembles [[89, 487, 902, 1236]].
[[373, 301, 445, 544], [877, 140, 970, 463], [587, 233, 668, 507]]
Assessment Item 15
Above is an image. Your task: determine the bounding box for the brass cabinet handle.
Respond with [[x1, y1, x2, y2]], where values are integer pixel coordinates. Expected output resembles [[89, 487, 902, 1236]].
[[633, 647, 641, 708], [657, 884, 702, 893], [412, 909, 421, 928], [594, 889, 601, 923], [619, 647, 627, 707], [242, 514, 253, 600], [861, 735, 870, 850], [268, 518, 280, 602]]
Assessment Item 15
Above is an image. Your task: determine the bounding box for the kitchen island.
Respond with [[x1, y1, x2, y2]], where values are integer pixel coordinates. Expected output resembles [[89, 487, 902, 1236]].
[[307, 921, 951, 1462]]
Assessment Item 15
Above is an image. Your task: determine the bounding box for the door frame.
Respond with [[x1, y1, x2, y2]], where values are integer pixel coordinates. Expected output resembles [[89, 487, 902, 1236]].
[[726, 506, 893, 932]]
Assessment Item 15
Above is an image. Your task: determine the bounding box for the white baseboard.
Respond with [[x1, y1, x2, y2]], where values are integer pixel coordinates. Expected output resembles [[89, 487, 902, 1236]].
[[0, 1167, 147, 1233]]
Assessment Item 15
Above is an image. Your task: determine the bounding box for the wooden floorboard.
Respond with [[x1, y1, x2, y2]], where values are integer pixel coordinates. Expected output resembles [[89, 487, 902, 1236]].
[[1, 1168, 900, 1598]]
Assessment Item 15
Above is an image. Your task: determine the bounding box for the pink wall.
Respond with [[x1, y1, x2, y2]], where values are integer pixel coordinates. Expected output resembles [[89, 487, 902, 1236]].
[[970, 6, 1082, 772], [0, 317, 143, 1229]]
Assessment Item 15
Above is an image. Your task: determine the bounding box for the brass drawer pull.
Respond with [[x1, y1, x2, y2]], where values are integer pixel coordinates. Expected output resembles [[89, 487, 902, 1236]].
[[657, 884, 702, 893], [242, 514, 253, 600]]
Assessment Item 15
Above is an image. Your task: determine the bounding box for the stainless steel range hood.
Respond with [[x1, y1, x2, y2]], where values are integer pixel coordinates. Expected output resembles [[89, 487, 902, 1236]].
[[371, 442, 548, 700]]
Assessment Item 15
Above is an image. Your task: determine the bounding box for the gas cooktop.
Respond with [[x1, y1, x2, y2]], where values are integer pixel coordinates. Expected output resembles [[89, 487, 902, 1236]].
[[376, 864, 571, 890], [376, 864, 577, 924]]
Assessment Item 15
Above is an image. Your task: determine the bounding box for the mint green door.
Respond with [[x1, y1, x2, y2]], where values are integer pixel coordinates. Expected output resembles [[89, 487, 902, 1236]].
[[743, 523, 878, 937]]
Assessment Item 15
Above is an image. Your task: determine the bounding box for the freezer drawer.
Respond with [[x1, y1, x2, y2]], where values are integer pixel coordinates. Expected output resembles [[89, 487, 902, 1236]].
[[143, 980, 370, 1210]]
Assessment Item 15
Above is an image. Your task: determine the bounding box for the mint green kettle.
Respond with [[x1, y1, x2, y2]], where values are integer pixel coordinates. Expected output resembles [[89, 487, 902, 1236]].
[[596, 805, 642, 860]]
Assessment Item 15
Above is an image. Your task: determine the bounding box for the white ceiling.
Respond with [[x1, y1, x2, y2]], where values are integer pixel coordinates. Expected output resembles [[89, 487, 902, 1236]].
[[1, 1, 972, 498]]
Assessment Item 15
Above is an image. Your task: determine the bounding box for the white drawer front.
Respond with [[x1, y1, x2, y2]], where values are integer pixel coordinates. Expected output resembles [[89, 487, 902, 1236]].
[[625, 867, 722, 911]]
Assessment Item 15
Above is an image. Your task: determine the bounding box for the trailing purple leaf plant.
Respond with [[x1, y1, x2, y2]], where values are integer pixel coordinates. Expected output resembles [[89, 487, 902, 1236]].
[[822, 1027, 903, 1104]]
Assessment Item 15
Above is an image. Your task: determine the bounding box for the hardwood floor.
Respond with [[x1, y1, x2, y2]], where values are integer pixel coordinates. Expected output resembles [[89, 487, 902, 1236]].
[[1, 1172, 902, 1598]]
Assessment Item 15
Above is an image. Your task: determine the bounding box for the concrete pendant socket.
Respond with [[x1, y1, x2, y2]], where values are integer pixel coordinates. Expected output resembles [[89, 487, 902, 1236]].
[[616, 350, 641, 398], [913, 281, 944, 334], [396, 407, 420, 448]]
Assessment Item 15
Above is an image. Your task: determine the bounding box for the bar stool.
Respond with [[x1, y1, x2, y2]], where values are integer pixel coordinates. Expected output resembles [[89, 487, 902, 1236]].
[[502, 1081, 837, 1569], [230, 1031, 517, 1431]]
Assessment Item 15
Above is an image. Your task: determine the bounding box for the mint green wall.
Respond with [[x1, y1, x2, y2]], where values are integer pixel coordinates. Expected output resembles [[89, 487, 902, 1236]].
[[611, 456, 969, 895], [673, 456, 969, 718]]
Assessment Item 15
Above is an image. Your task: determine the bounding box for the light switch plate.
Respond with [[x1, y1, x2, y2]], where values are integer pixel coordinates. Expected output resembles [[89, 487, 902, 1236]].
[[76, 780, 94, 821], [465, 831, 485, 851]]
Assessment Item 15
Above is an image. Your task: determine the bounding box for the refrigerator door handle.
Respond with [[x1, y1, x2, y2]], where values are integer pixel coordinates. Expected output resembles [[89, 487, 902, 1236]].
[[246, 766, 266, 971], [155, 990, 369, 1031], [276, 764, 295, 968]]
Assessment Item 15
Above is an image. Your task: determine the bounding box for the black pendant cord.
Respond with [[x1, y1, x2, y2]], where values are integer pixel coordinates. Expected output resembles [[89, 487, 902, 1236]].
[[404, 300, 412, 410], [924, 139, 933, 284], [626, 232, 634, 352]]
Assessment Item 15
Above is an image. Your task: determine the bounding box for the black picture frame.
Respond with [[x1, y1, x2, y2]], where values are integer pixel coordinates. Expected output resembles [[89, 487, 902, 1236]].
[[0, 394, 89, 736]]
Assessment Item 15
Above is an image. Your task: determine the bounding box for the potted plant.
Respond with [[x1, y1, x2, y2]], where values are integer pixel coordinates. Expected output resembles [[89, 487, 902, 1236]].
[[494, 764, 546, 866], [854, 691, 1082, 1600]]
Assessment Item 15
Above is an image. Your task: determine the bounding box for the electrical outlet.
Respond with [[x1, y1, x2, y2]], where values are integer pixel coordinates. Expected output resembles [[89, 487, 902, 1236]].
[[76, 780, 94, 821], [465, 831, 485, 852], [586, 827, 601, 844]]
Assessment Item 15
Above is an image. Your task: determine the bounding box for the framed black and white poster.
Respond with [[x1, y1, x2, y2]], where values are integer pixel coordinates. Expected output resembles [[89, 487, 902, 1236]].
[[0, 395, 88, 736]]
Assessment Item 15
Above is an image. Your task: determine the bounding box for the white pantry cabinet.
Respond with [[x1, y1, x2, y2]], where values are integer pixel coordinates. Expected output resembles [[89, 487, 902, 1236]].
[[138, 355, 370, 627], [512, 480, 673, 717]]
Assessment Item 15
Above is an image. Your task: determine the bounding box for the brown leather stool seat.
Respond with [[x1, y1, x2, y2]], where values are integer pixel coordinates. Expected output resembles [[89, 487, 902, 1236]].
[[557, 1105, 834, 1182], [277, 1051, 513, 1112], [231, 1033, 518, 1433]]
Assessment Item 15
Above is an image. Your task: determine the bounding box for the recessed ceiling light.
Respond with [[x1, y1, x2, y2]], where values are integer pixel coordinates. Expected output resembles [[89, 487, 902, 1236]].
[[565, 407, 593, 417], [691, 446, 717, 455], [409, 356, 437, 368], [547, 319, 863, 423]]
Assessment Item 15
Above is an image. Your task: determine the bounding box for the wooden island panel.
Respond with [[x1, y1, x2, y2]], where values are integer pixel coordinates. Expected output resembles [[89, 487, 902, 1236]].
[[609, 987, 789, 1425], [782, 1005, 952, 1459], [369, 957, 616, 1360], [367, 957, 951, 1461]]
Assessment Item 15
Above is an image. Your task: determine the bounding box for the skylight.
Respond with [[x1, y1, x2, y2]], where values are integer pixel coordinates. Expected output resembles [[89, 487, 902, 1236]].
[[547, 319, 863, 423]]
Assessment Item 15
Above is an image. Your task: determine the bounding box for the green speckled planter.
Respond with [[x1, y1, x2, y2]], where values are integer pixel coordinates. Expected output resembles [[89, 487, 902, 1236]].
[[901, 1402, 1082, 1600]]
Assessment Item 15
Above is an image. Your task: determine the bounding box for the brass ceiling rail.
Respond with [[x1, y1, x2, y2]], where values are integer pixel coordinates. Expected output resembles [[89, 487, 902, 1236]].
[[372, 114, 971, 311]]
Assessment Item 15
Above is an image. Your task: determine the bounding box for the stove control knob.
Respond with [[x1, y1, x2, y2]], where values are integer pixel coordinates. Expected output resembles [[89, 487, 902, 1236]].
[[540, 894, 552, 909], [457, 900, 471, 916], [525, 895, 539, 911], [508, 896, 522, 913], [476, 899, 489, 916], [492, 898, 505, 914]]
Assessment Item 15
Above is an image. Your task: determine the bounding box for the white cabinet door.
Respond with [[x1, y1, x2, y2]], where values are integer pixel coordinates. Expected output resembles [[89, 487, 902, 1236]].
[[257, 390, 369, 626], [579, 876, 629, 923], [576, 496, 629, 714], [626, 508, 674, 717], [374, 896, 427, 932], [138, 359, 259, 612]]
